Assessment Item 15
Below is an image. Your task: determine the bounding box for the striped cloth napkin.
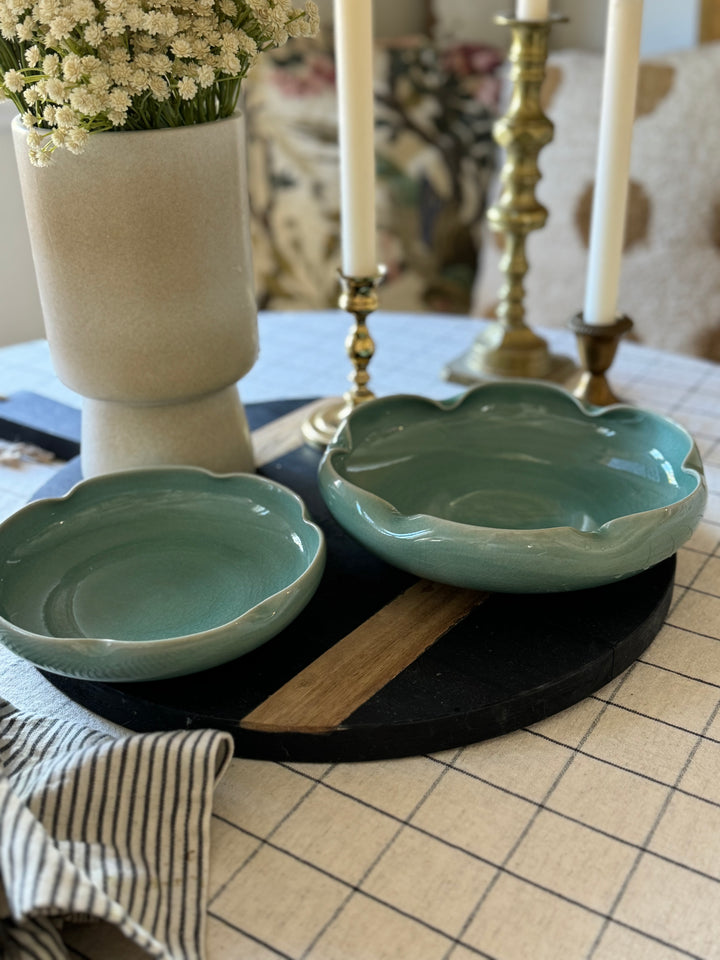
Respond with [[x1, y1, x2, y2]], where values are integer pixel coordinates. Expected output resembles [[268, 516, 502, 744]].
[[0, 698, 233, 960]]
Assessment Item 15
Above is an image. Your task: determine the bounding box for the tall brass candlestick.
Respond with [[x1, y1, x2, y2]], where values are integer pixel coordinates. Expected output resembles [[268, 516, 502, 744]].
[[444, 13, 574, 385], [301, 270, 384, 449]]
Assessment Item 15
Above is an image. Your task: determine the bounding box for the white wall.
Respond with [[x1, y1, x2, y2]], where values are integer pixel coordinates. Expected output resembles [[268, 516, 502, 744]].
[[640, 0, 700, 55], [314, 0, 426, 38], [316, 0, 702, 55], [552, 0, 701, 55], [559, 0, 701, 55]]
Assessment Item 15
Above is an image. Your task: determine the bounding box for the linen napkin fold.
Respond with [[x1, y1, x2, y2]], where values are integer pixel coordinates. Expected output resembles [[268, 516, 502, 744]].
[[0, 698, 233, 960]]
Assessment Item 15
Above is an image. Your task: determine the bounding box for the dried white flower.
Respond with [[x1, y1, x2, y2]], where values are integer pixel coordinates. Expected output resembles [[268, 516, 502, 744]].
[[3, 68, 24, 91], [103, 13, 125, 36], [24, 43, 39, 66], [61, 52, 83, 81], [47, 14, 74, 40], [108, 86, 130, 109], [70, 0, 96, 23], [105, 44, 130, 64], [16, 17, 34, 40], [65, 125, 88, 153], [148, 74, 169, 99], [45, 77, 66, 100], [217, 50, 240, 74], [42, 53, 60, 76], [29, 147, 51, 166], [150, 53, 171, 73], [196, 63, 213, 87], [54, 104, 78, 127], [170, 34, 193, 58], [176, 75, 196, 99], [141, 10, 161, 35], [0, 0, 319, 163], [133, 33, 154, 52], [69, 86, 102, 114], [234, 30, 256, 57], [83, 22, 103, 44], [123, 5, 143, 29], [109, 60, 133, 84], [157, 12, 178, 35]]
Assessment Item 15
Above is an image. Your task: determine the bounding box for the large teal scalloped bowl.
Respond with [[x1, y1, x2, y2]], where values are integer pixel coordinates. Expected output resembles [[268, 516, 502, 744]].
[[0, 468, 325, 681], [319, 382, 706, 593]]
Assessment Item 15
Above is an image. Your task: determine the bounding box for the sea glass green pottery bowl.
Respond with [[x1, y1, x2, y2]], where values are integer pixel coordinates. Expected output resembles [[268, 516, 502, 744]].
[[0, 467, 325, 681], [318, 382, 706, 593]]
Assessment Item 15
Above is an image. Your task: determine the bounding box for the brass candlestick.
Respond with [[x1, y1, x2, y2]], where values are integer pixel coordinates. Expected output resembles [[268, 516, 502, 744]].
[[568, 313, 633, 406], [444, 12, 575, 385], [301, 270, 384, 449]]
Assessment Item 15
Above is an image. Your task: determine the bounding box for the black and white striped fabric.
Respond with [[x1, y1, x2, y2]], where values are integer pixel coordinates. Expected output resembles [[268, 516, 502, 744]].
[[0, 698, 233, 960]]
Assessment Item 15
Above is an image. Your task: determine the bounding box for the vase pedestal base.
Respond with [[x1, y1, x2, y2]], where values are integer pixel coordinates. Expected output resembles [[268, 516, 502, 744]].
[[81, 384, 254, 478]]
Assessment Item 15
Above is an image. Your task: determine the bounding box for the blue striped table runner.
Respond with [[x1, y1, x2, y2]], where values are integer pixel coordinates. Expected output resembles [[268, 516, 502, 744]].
[[0, 699, 233, 960]]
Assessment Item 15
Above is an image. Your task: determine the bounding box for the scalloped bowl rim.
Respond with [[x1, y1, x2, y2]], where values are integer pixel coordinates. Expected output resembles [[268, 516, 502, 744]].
[[0, 465, 326, 650], [321, 382, 706, 538]]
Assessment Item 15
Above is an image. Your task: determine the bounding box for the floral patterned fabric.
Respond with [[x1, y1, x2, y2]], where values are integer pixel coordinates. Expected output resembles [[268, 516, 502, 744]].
[[244, 35, 502, 314]]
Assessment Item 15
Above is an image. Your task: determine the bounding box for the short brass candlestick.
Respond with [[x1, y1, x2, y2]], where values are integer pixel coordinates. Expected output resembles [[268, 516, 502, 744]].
[[444, 12, 575, 385], [301, 270, 384, 449], [568, 312, 633, 406]]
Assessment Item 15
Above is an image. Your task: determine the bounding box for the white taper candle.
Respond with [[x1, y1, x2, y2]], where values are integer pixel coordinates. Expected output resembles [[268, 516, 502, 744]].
[[583, 0, 644, 326], [516, 0, 549, 21], [333, 0, 377, 277]]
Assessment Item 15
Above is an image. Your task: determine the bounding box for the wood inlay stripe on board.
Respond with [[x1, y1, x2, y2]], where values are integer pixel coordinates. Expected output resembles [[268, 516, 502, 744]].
[[252, 398, 328, 467], [241, 581, 487, 734]]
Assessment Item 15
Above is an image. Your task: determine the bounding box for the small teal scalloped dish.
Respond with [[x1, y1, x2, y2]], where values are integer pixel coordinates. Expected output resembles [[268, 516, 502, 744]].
[[0, 467, 325, 681], [318, 382, 706, 593]]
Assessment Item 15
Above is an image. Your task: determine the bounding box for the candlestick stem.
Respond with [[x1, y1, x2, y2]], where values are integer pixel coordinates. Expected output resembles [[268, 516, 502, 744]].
[[301, 270, 384, 449], [444, 13, 575, 385]]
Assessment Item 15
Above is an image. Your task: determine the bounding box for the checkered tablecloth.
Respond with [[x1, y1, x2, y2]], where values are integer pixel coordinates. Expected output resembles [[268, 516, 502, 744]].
[[1, 311, 719, 960]]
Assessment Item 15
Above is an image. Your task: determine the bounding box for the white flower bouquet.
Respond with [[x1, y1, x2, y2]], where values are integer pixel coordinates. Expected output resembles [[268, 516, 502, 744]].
[[0, 0, 318, 164]]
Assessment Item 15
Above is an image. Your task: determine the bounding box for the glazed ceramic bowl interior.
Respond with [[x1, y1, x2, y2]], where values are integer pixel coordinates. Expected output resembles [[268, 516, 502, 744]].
[[319, 382, 706, 593], [341, 394, 697, 530], [0, 467, 325, 680]]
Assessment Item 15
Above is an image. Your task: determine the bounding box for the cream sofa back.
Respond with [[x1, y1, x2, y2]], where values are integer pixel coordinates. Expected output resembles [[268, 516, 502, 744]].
[[472, 43, 720, 360]]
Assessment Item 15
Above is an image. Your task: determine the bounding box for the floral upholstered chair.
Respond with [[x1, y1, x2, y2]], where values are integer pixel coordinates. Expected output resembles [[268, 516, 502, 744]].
[[244, 34, 503, 316]]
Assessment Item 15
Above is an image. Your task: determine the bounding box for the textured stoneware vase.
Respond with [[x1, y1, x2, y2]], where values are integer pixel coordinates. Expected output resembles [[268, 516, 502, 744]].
[[12, 113, 258, 477]]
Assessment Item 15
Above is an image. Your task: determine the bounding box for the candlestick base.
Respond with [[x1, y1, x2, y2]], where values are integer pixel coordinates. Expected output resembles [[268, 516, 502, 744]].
[[568, 313, 633, 406], [442, 325, 576, 386], [301, 269, 384, 450], [301, 396, 352, 449]]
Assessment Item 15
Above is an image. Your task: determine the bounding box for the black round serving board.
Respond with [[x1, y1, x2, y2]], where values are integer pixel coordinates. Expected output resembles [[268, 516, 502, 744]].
[[32, 398, 675, 763]]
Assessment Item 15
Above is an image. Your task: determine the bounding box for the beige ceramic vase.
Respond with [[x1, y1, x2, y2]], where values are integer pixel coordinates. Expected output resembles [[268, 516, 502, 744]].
[[12, 113, 258, 478]]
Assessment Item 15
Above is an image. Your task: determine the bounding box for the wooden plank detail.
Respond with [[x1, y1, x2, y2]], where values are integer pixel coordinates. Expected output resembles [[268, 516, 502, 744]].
[[252, 398, 332, 468], [241, 581, 487, 734]]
